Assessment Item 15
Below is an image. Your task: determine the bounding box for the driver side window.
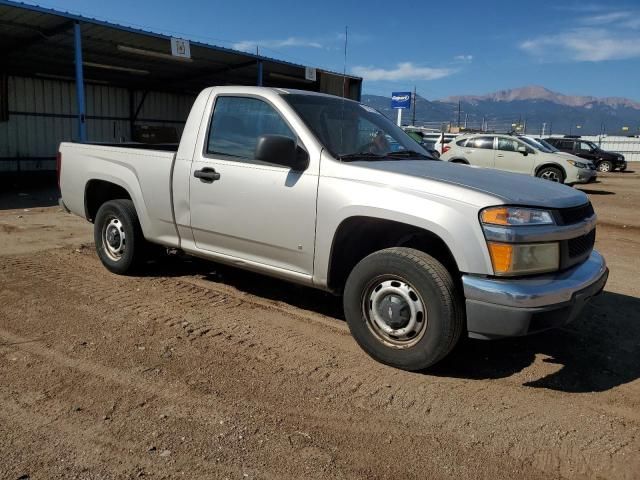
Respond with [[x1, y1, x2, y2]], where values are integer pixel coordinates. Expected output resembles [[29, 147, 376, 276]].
[[579, 142, 593, 152], [207, 96, 295, 162]]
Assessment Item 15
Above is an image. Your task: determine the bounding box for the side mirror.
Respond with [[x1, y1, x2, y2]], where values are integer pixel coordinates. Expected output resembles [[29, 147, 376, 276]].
[[255, 135, 309, 171], [517, 146, 528, 156]]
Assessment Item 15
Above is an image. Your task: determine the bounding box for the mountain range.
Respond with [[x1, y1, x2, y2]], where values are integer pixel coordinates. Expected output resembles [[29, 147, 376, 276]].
[[362, 86, 640, 135]]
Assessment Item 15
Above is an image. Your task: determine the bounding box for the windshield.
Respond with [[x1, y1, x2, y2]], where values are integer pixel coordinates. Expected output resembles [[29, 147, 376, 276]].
[[519, 136, 552, 153], [535, 138, 560, 152], [283, 94, 432, 160]]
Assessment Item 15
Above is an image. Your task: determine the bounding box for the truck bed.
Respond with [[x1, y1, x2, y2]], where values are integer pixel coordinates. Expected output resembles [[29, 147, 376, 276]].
[[59, 141, 179, 247], [85, 142, 179, 152]]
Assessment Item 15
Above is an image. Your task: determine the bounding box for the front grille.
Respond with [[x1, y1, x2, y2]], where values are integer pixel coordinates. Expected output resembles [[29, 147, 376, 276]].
[[568, 229, 596, 258], [557, 203, 595, 225]]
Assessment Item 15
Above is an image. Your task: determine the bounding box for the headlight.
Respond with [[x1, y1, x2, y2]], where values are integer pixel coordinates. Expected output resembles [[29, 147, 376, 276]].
[[487, 242, 559, 275], [566, 159, 588, 169], [480, 207, 555, 226]]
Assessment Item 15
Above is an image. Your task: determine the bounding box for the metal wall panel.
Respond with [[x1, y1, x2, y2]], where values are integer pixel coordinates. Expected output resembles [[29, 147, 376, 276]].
[[0, 75, 195, 172]]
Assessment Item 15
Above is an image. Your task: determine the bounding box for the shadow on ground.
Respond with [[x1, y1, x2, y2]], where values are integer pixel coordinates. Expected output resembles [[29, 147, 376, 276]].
[[579, 189, 615, 195], [429, 291, 640, 393], [144, 255, 344, 319], [0, 173, 59, 210], [142, 255, 639, 394]]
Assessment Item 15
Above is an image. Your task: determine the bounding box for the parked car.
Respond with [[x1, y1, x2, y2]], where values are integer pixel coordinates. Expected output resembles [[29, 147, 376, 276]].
[[426, 133, 458, 155], [404, 130, 440, 158], [518, 135, 597, 171], [58, 86, 607, 371], [545, 137, 626, 172], [441, 133, 596, 184]]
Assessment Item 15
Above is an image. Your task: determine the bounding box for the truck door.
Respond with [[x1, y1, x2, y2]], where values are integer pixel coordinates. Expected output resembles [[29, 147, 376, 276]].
[[189, 95, 318, 275]]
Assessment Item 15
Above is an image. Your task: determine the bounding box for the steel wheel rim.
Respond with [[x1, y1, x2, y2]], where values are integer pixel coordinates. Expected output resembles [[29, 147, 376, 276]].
[[540, 170, 561, 182], [362, 276, 427, 349], [103, 216, 126, 261], [598, 162, 611, 172]]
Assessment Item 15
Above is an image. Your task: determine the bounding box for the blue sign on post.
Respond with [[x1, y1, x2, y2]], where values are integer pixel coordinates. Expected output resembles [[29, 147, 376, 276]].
[[391, 92, 412, 109]]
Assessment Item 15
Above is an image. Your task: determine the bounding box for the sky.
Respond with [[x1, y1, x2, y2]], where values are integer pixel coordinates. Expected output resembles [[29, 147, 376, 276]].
[[18, 0, 640, 101]]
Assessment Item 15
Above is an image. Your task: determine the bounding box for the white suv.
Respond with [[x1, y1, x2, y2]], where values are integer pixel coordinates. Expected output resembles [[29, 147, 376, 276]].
[[440, 133, 596, 184]]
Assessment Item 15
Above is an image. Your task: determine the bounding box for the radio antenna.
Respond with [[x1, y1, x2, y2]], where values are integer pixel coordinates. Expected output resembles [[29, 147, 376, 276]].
[[339, 25, 348, 154], [342, 26, 348, 97]]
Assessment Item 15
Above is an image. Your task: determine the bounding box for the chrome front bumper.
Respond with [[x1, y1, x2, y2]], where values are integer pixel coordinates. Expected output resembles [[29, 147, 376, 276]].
[[462, 251, 608, 339]]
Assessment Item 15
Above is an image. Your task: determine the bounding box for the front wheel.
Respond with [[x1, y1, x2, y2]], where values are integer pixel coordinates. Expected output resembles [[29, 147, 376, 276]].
[[537, 166, 564, 183], [94, 199, 145, 275], [597, 160, 613, 173], [343, 248, 464, 371]]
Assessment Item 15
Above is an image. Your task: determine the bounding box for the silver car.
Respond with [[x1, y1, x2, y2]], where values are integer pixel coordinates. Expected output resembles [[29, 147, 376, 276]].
[[441, 133, 596, 184]]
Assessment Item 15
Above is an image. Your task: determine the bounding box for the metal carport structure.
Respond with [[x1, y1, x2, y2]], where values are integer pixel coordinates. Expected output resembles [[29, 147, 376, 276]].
[[0, 0, 362, 171]]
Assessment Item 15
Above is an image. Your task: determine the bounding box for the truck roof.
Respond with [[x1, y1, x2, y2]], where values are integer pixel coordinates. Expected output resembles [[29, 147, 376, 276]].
[[203, 85, 358, 102]]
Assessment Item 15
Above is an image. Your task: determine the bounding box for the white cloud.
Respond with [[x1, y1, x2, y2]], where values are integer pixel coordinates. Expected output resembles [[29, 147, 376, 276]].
[[580, 11, 640, 28], [454, 54, 473, 62], [232, 37, 323, 52], [520, 28, 640, 62], [351, 62, 456, 81]]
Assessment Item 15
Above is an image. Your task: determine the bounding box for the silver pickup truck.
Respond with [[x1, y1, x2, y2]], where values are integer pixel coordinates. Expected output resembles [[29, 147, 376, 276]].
[[59, 86, 608, 371]]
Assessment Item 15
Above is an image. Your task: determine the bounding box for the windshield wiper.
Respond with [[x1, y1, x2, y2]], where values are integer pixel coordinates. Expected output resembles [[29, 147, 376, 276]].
[[338, 152, 386, 161], [386, 150, 431, 159]]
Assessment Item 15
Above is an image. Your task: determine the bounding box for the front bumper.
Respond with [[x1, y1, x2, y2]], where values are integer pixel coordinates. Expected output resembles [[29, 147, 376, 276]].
[[571, 168, 597, 184], [462, 251, 608, 339]]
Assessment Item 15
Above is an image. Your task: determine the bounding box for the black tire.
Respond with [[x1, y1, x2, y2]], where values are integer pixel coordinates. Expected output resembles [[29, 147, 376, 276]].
[[94, 199, 146, 275], [597, 160, 613, 173], [536, 166, 564, 183], [343, 247, 464, 371]]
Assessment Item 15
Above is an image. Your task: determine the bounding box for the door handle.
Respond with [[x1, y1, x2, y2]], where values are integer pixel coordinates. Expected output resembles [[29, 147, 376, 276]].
[[496, 154, 504, 157], [194, 168, 221, 182]]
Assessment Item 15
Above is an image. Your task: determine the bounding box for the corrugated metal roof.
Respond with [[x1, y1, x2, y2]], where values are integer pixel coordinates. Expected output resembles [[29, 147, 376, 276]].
[[0, 0, 361, 93]]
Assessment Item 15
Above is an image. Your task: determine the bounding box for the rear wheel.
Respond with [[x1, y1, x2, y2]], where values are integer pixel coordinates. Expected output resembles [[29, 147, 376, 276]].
[[94, 199, 146, 275], [343, 248, 464, 371], [537, 166, 564, 183], [597, 160, 613, 173]]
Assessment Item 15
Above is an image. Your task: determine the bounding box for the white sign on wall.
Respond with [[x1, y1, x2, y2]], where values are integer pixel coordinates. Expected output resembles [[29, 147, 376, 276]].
[[305, 67, 317, 81], [171, 38, 191, 59]]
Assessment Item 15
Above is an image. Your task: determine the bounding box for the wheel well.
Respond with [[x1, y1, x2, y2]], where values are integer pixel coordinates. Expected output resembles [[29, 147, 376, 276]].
[[85, 180, 132, 222], [535, 163, 566, 179], [327, 217, 459, 293], [450, 159, 469, 164]]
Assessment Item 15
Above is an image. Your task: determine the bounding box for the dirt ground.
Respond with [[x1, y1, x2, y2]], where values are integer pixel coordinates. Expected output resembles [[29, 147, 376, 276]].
[[0, 171, 639, 479]]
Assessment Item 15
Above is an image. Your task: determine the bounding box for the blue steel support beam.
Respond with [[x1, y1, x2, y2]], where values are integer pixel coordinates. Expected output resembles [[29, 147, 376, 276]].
[[73, 21, 87, 142], [257, 60, 263, 86]]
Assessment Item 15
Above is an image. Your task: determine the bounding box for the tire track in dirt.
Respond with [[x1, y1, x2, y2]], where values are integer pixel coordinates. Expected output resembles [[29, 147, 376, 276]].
[[1, 248, 639, 479]]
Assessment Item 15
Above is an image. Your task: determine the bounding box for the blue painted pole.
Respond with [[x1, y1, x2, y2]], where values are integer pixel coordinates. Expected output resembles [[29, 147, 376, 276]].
[[257, 60, 263, 86], [73, 21, 87, 142]]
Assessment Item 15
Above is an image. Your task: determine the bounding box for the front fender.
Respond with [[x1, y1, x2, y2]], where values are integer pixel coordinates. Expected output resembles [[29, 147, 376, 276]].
[[313, 175, 494, 288]]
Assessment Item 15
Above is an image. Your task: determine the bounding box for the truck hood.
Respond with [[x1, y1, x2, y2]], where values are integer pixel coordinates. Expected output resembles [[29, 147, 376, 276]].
[[350, 160, 588, 209]]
